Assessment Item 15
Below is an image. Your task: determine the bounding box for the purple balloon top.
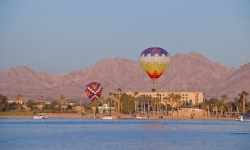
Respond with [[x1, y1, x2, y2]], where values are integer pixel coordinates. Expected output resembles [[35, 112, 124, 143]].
[[140, 47, 170, 57]]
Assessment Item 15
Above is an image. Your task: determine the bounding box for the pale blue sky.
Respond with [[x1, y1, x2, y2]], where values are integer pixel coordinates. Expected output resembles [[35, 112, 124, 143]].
[[0, 0, 249, 74]]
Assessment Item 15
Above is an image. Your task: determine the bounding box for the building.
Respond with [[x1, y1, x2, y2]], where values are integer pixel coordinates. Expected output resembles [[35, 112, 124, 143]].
[[98, 104, 115, 113], [127, 91, 205, 107]]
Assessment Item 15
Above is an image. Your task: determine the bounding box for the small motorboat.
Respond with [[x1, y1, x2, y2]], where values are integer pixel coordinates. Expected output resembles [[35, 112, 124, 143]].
[[237, 114, 250, 122], [33, 113, 48, 119], [136, 116, 148, 120], [102, 115, 116, 120]]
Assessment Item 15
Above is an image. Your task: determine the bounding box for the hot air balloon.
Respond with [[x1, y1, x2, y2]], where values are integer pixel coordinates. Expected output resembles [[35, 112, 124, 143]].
[[85, 82, 103, 102], [140, 47, 170, 86]]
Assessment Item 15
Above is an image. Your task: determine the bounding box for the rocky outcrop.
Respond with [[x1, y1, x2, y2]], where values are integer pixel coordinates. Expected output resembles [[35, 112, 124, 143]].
[[1, 52, 248, 101]]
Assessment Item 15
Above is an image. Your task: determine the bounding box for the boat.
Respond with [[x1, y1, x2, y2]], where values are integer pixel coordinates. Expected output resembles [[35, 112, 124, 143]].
[[33, 113, 48, 119], [236, 114, 250, 122], [102, 115, 116, 120], [136, 116, 148, 120]]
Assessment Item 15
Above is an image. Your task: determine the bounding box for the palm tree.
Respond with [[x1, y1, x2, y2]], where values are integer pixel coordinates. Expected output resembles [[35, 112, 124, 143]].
[[106, 97, 112, 115], [117, 88, 122, 95], [156, 93, 161, 115], [227, 103, 233, 115], [91, 100, 100, 117], [16, 93, 23, 104], [213, 103, 220, 117], [142, 96, 147, 115], [201, 102, 207, 116], [146, 95, 152, 114], [99, 96, 104, 104], [234, 99, 240, 114], [221, 94, 229, 103], [150, 97, 156, 115], [175, 94, 181, 116], [168, 93, 175, 116], [239, 90, 249, 114], [219, 105, 225, 116], [133, 92, 139, 113], [138, 96, 146, 115], [117, 88, 122, 114], [99, 96, 105, 114], [163, 96, 170, 115], [59, 94, 66, 113]]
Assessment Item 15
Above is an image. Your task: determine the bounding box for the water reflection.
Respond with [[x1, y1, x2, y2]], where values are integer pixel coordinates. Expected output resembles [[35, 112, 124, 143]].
[[0, 118, 249, 150]]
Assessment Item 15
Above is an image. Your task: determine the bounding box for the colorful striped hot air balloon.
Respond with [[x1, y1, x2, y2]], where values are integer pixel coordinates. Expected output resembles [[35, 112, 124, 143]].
[[140, 47, 170, 86], [85, 82, 103, 102]]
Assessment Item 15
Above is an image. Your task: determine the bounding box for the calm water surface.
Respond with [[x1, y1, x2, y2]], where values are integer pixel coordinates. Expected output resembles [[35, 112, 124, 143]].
[[0, 118, 249, 150]]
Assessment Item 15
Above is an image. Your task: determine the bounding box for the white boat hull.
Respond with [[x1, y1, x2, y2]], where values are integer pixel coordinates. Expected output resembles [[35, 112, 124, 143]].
[[102, 116, 116, 120], [237, 115, 250, 122], [33, 115, 48, 119], [136, 116, 148, 120]]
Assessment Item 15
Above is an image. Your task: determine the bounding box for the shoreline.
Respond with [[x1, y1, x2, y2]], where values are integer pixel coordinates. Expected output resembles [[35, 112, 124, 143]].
[[0, 113, 237, 121]]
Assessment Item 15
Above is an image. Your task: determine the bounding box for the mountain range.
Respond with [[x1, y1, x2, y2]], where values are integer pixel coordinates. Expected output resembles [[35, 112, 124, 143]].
[[1, 52, 249, 102]]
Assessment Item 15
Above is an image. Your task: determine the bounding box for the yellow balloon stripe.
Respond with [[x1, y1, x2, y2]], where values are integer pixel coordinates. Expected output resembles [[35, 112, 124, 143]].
[[140, 62, 169, 78]]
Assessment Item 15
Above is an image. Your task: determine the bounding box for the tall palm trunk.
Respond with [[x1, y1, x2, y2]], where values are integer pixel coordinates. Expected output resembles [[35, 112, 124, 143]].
[[118, 101, 120, 115], [108, 102, 111, 115], [143, 101, 146, 114], [61, 102, 63, 113], [176, 101, 178, 116], [243, 95, 246, 114], [147, 100, 150, 114], [92, 106, 96, 116], [157, 102, 159, 115], [171, 100, 174, 116], [134, 101, 136, 113], [165, 103, 168, 115]]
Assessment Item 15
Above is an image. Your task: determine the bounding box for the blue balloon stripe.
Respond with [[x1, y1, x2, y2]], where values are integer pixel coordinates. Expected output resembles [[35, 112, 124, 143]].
[[140, 47, 170, 57]]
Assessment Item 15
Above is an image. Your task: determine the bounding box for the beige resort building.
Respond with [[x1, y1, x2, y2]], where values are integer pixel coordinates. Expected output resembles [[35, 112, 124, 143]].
[[127, 91, 205, 107], [126, 91, 206, 117]]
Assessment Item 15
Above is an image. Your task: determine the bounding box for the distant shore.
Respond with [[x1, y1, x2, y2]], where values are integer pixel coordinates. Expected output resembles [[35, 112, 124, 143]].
[[0, 113, 237, 121]]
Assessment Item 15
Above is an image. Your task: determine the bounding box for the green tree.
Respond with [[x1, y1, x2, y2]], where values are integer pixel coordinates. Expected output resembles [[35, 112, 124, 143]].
[[221, 94, 229, 103], [91, 100, 100, 117], [0, 94, 9, 111], [226, 102, 233, 115], [219, 105, 225, 116], [48, 101, 61, 112], [146, 95, 152, 114], [59, 94, 66, 113], [16, 93, 23, 104], [27, 100, 36, 110], [234, 98, 240, 113], [99, 96, 104, 105], [168, 93, 175, 116], [120, 94, 135, 114], [163, 96, 170, 115], [155, 94, 161, 115], [106, 97, 113, 115], [133, 92, 139, 113], [239, 90, 249, 114], [175, 94, 182, 116]]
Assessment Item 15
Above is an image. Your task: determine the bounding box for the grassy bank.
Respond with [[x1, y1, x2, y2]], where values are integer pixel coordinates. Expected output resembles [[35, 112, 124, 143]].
[[0, 110, 35, 116]]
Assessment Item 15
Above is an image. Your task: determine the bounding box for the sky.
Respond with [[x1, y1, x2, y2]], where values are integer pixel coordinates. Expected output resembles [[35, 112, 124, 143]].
[[0, 0, 250, 74]]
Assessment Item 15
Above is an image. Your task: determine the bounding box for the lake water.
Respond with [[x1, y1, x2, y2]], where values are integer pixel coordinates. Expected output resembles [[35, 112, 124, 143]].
[[0, 118, 249, 150]]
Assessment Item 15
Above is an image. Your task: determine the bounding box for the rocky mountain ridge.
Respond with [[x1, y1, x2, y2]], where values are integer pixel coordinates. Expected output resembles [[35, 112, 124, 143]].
[[1, 52, 249, 102]]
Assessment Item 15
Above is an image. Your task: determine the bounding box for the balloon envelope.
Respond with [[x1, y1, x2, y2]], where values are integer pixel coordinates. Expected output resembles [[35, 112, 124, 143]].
[[140, 47, 170, 85], [85, 82, 103, 102]]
